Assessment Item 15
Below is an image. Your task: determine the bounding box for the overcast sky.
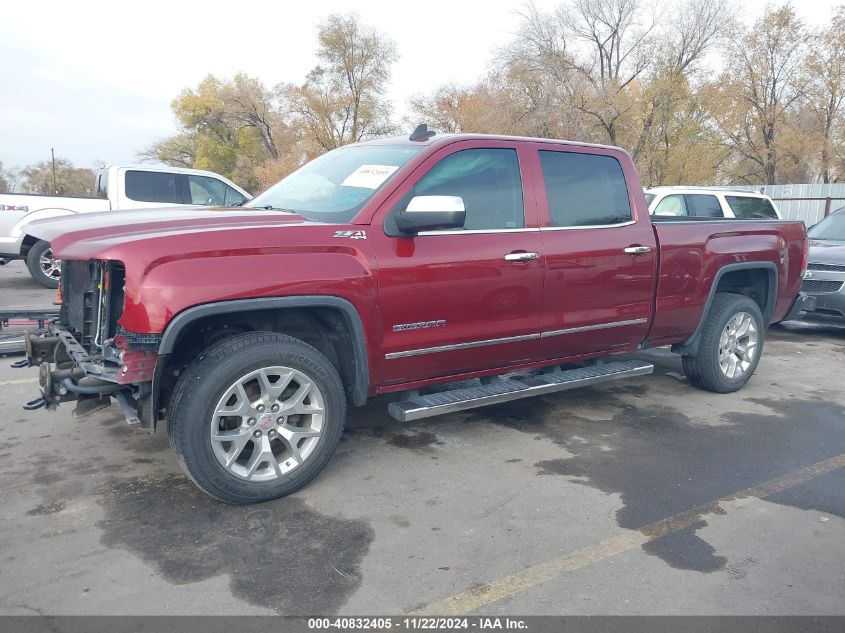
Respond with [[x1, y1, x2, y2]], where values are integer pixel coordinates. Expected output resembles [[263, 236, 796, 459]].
[[1, 0, 840, 169]]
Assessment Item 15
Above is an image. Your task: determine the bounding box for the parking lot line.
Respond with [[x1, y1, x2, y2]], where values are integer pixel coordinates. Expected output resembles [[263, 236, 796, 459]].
[[410, 452, 845, 615]]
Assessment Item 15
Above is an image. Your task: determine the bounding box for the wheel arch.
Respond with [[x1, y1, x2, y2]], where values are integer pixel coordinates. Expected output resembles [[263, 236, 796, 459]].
[[672, 262, 777, 356], [14, 208, 80, 246], [153, 296, 369, 427], [21, 234, 40, 258]]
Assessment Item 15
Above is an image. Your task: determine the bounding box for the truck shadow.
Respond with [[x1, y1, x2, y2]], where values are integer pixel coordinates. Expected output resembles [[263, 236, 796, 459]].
[[769, 319, 845, 350], [96, 473, 375, 614]]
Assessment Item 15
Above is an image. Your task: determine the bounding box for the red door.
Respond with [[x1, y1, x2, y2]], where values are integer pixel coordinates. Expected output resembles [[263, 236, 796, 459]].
[[371, 141, 544, 387], [529, 144, 657, 359]]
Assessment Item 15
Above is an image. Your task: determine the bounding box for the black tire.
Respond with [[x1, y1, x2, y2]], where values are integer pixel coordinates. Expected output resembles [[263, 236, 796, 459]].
[[682, 292, 765, 393], [26, 240, 60, 289], [168, 331, 346, 504]]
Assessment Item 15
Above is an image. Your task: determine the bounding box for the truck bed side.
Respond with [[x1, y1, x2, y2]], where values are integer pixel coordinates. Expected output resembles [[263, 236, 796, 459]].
[[0, 193, 112, 257], [647, 219, 806, 348]]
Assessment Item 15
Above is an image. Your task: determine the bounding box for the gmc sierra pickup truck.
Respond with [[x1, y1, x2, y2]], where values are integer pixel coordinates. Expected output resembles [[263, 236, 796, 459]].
[[18, 127, 810, 504]]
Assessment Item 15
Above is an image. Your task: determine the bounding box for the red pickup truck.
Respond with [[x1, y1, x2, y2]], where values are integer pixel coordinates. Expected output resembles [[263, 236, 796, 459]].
[[21, 128, 810, 504]]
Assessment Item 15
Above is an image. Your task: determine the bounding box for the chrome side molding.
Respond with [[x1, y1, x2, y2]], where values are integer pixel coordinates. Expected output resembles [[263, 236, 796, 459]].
[[386, 318, 648, 359]]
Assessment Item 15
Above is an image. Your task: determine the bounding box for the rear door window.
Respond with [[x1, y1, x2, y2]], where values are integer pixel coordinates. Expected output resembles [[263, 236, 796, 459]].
[[539, 151, 631, 227], [187, 175, 227, 205], [725, 196, 778, 219], [653, 195, 688, 217], [685, 194, 723, 217], [125, 170, 182, 204]]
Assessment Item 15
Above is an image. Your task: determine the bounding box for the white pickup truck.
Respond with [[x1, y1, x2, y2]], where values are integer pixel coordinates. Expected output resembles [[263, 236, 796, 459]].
[[0, 164, 251, 287]]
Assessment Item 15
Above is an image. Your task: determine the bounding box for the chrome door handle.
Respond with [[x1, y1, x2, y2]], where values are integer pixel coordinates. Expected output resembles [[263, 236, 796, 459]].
[[505, 252, 539, 262], [624, 245, 652, 255]]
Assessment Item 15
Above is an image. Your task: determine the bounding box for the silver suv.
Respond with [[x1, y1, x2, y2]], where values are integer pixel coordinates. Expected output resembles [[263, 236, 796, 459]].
[[801, 207, 845, 320]]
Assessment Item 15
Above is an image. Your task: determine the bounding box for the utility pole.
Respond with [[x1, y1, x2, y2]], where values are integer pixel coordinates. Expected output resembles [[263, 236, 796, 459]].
[[50, 148, 58, 194]]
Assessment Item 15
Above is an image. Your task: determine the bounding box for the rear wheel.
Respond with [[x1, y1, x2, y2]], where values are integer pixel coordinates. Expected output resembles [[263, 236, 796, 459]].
[[26, 240, 60, 289], [168, 332, 346, 504], [682, 292, 764, 393]]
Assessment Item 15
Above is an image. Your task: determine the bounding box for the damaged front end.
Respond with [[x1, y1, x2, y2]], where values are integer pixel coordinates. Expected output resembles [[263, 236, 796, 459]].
[[22, 259, 160, 432]]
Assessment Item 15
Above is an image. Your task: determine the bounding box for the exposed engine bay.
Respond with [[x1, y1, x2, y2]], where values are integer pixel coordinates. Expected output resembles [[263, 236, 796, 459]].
[[22, 260, 157, 430]]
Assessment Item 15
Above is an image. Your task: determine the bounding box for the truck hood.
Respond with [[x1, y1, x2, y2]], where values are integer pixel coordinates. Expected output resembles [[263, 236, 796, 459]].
[[808, 239, 845, 266], [25, 206, 313, 260], [24, 205, 377, 334]]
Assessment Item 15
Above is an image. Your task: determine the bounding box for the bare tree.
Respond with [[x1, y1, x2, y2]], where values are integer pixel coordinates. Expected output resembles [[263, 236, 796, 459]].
[[805, 7, 845, 182], [707, 4, 809, 184], [666, 0, 736, 74], [561, 0, 654, 87], [281, 13, 399, 151], [139, 133, 197, 168], [501, 0, 657, 145], [499, 0, 732, 166], [631, 0, 736, 174], [19, 158, 95, 196], [224, 74, 282, 160], [0, 161, 22, 193], [407, 74, 528, 135]]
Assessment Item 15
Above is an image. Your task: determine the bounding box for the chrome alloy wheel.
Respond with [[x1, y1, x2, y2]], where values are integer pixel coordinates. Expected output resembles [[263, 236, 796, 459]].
[[718, 312, 758, 379], [210, 366, 325, 482], [39, 248, 62, 280]]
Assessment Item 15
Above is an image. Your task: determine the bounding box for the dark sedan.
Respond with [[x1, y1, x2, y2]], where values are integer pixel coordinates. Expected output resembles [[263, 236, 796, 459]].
[[801, 207, 845, 319]]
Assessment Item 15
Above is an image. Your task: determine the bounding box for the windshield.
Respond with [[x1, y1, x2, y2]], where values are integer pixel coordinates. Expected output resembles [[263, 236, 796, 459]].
[[808, 209, 845, 241], [247, 145, 421, 222], [644, 193, 656, 208]]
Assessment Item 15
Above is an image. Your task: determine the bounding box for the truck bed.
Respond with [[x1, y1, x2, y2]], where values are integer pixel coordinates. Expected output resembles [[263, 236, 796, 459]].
[[648, 218, 807, 347], [0, 193, 111, 257]]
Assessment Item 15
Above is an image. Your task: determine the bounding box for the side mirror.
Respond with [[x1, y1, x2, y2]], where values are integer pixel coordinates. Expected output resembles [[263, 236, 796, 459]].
[[395, 196, 466, 233]]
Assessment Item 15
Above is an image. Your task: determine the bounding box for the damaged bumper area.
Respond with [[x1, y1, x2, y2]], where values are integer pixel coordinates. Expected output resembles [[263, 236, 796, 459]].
[[24, 325, 159, 430], [21, 258, 161, 431]]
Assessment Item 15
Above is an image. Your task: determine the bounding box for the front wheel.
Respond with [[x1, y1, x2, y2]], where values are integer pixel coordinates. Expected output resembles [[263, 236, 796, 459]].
[[168, 332, 347, 504], [682, 292, 765, 393], [26, 240, 61, 288]]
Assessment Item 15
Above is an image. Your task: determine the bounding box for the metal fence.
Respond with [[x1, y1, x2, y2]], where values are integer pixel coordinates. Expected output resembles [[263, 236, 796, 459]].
[[697, 183, 845, 225]]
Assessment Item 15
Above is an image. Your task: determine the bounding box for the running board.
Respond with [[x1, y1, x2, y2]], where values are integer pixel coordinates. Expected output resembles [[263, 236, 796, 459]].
[[388, 360, 654, 422]]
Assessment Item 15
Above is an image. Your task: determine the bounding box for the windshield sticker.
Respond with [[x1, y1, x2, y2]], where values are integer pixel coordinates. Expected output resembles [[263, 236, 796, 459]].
[[341, 165, 398, 189]]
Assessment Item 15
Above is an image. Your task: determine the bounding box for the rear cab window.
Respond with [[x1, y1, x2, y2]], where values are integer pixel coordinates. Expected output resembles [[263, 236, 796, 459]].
[[538, 151, 631, 227], [725, 195, 778, 219], [95, 170, 109, 200], [685, 194, 724, 218], [125, 170, 181, 204]]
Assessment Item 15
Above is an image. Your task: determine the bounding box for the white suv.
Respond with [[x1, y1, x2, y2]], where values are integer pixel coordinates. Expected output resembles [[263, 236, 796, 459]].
[[645, 187, 782, 220]]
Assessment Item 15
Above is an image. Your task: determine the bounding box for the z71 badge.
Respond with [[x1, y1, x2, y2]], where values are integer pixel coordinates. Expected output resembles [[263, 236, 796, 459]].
[[333, 230, 367, 240]]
